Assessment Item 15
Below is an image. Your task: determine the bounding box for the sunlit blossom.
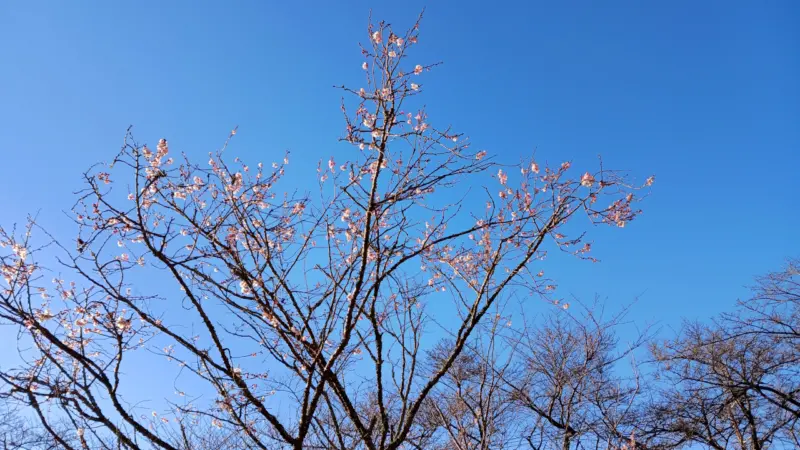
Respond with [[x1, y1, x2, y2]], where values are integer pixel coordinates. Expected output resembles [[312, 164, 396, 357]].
[[291, 202, 305, 216], [580, 172, 595, 187], [497, 169, 508, 185], [115, 316, 132, 332]]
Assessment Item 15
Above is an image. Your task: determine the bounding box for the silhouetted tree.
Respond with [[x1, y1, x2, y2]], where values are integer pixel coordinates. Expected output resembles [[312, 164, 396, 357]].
[[646, 260, 800, 449]]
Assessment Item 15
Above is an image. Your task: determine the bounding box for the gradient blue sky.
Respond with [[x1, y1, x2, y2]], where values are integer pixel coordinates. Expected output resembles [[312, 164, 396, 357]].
[[1, 1, 797, 338]]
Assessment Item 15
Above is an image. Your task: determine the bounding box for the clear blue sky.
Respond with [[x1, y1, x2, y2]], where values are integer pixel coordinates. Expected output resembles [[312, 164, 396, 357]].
[[1, 1, 798, 348]]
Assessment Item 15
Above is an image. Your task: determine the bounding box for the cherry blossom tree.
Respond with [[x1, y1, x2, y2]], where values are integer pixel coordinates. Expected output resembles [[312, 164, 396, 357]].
[[0, 15, 653, 450]]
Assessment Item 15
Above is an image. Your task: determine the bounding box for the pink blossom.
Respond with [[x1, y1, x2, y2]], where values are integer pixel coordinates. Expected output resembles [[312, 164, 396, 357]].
[[12, 245, 27, 259], [414, 64, 423, 75], [410, 83, 419, 90], [157, 139, 168, 155], [36, 309, 54, 321], [531, 162, 540, 173], [497, 169, 508, 185], [115, 316, 132, 332], [580, 172, 595, 187], [372, 30, 382, 43], [395, 38, 404, 47], [476, 150, 487, 160], [362, 62, 368, 70], [291, 202, 305, 216], [240, 280, 251, 295]]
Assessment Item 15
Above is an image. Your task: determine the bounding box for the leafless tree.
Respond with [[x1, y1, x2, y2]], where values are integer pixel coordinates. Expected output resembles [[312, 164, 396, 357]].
[[725, 259, 800, 421], [406, 302, 653, 450], [0, 14, 652, 450], [648, 322, 795, 449], [646, 260, 800, 450], [501, 305, 649, 450], [0, 400, 72, 450], [422, 315, 520, 450]]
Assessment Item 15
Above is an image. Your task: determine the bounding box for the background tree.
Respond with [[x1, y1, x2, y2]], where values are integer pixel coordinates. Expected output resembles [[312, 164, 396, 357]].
[[503, 305, 648, 450], [725, 258, 800, 422], [422, 317, 520, 450], [1, 403, 53, 450], [646, 260, 800, 449]]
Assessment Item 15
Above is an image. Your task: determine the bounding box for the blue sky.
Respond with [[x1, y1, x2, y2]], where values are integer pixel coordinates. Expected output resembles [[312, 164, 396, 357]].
[[1, 0, 798, 380]]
